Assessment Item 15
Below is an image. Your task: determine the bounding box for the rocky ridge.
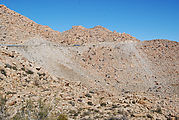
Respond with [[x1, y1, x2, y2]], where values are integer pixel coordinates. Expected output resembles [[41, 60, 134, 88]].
[[60, 25, 138, 45], [0, 5, 61, 44], [0, 5, 138, 45]]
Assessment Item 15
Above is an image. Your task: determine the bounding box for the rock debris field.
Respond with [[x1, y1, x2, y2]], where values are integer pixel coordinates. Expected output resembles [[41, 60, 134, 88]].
[[0, 5, 179, 120]]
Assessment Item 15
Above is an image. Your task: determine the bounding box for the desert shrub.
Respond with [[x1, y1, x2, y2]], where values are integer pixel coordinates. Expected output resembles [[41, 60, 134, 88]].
[[12, 99, 53, 120], [36, 99, 51, 120], [0, 95, 8, 120], [0, 97, 68, 120], [57, 114, 68, 120]]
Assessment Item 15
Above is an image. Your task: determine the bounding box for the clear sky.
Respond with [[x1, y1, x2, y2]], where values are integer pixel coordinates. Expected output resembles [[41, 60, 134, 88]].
[[1, 0, 179, 41]]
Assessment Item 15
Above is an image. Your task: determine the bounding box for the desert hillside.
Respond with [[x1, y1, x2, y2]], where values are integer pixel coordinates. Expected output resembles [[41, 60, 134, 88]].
[[0, 5, 179, 120]]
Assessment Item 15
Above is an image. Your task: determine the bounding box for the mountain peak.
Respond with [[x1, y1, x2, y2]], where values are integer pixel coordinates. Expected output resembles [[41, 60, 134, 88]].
[[0, 4, 6, 8], [91, 25, 111, 32], [72, 25, 86, 30], [93, 25, 105, 29]]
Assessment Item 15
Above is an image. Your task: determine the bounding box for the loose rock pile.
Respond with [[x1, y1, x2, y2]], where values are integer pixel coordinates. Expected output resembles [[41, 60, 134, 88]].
[[0, 47, 178, 119]]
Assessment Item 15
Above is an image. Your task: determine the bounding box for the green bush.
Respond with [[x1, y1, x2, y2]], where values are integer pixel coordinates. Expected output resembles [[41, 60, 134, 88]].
[[0, 97, 68, 120], [12, 99, 67, 120], [0, 95, 8, 119], [57, 114, 68, 120]]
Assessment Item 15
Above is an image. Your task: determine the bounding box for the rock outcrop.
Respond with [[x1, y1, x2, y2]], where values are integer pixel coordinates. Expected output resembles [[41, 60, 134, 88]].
[[0, 5, 138, 45], [60, 25, 139, 45], [0, 5, 61, 44]]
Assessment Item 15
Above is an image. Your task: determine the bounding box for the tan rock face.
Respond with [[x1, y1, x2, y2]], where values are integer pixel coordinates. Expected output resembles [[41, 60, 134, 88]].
[[60, 25, 139, 45], [0, 5, 138, 45], [0, 5, 178, 120], [0, 5, 61, 44]]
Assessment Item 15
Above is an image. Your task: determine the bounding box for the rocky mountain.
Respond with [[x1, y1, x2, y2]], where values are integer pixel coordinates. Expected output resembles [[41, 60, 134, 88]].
[[0, 5, 178, 120], [0, 5, 61, 44], [0, 5, 138, 45], [60, 25, 139, 45]]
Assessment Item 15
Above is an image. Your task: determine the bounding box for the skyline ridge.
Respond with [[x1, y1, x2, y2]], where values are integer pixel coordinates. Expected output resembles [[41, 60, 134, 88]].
[[1, 0, 178, 42]]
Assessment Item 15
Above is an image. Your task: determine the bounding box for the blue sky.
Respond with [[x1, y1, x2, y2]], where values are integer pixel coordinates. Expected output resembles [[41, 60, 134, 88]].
[[1, 0, 179, 41]]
